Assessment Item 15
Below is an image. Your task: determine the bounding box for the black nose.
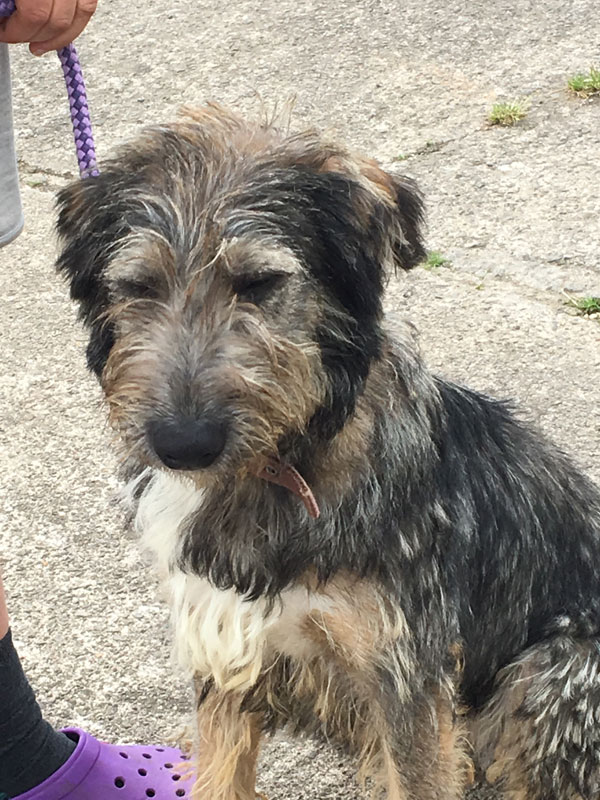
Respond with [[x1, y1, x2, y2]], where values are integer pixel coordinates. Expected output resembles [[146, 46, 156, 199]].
[[147, 417, 227, 470]]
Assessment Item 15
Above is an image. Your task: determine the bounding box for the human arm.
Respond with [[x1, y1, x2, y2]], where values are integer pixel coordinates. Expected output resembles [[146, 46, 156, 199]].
[[0, 0, 97, 56]]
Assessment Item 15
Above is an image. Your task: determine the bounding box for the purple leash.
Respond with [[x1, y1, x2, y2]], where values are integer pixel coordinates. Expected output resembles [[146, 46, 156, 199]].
[[0, 0, 99, 178]]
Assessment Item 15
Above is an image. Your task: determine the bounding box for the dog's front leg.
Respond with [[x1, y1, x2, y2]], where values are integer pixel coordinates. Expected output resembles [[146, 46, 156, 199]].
[[192, 679, 263, 800]]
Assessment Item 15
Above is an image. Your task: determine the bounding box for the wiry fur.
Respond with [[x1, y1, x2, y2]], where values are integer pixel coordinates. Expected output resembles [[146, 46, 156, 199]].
[[57, 105, 600, 799]]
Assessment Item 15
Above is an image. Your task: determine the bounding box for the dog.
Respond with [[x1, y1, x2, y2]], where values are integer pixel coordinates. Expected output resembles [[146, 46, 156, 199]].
[[56, 104, 600, 800]]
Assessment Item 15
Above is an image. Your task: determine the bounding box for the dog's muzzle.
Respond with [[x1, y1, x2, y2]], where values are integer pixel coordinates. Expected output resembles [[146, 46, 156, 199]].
[[146, 417, 320, 519]]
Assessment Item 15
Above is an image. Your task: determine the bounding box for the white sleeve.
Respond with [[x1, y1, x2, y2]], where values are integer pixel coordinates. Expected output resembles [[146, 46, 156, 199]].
[[0, 43, 24, 247]]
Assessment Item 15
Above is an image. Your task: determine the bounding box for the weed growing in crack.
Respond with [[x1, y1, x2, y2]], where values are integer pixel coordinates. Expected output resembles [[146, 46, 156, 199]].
[[568, 66, 600, 97], [423, 251, 452, 270], [488, 99, 529, 126], [563, 293, 600, 318]]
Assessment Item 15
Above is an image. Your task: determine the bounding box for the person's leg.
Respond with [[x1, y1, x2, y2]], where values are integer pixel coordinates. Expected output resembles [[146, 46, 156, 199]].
[[1, 39, 77, 800], [0, 569, 9, 640], [0, 570, 76, 798], [0, 43, 24, 246], [1, 568, 195, 800]]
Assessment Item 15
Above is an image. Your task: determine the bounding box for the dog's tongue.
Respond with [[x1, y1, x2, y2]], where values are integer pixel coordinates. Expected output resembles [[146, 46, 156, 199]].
[[257, 457, 320, 519]]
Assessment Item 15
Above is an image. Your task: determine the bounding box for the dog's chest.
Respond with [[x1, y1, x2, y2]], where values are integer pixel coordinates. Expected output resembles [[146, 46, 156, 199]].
[[129, 470, 345, 691], [167, 574, 338, 691]]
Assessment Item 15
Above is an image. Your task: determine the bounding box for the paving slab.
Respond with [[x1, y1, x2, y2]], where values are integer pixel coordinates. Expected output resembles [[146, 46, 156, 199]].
[[1, 0, 599, 797]]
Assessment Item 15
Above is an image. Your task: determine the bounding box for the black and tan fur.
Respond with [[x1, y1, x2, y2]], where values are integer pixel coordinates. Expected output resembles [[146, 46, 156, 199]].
[[56, 105, 600, 799]]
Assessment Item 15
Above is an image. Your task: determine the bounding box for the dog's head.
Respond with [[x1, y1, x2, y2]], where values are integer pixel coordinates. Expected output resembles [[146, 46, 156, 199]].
[[56, 105, 424, 485]]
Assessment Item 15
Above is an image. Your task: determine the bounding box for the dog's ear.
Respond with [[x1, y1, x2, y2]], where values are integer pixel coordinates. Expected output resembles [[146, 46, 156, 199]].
[[385, 173, 426, 271], [347, 157, 426, 272], [292, 155, 425, 322], [273, 156, 425, 439], [56, 175, 126, 377]]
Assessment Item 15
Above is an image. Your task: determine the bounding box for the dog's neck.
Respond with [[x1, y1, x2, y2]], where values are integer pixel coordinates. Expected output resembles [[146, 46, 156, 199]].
[[263, 334, 439, 514]]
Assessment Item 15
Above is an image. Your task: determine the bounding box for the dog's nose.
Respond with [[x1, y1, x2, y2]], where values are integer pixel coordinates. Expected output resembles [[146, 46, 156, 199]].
[[147, 417, 227, 470]]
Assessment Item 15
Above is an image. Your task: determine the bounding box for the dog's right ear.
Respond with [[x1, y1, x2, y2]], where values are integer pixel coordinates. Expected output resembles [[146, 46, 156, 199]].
[[56, 175, 125, 377]]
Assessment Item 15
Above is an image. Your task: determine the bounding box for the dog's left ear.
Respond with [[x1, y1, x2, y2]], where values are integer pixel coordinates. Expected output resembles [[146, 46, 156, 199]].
[[354, 158, 426, 272], [55, 174, 127, 377]]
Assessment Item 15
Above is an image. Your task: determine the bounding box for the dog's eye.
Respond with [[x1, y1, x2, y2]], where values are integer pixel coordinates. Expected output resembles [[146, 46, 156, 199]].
[[233, 271, 287, 303], [113, 277, 160, 301]]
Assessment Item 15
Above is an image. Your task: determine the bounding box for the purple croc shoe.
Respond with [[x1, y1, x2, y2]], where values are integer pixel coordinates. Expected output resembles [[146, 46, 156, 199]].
[[11, 728, 194, 799]]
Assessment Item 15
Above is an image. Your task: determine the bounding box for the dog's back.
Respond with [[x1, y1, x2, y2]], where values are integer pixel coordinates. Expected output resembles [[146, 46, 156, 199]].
[[431, 380, 600, 701]]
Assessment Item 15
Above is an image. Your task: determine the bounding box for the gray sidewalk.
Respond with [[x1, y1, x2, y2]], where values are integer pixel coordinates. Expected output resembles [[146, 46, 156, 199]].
[[1, 1, 598, 797]]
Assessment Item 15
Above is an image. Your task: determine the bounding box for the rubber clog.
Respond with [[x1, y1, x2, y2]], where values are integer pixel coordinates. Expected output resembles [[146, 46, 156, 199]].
[[11, 727, 194, 799]]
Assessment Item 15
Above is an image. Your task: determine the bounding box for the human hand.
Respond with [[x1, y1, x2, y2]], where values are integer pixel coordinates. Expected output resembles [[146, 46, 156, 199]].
[[0, 0, 98, 55]]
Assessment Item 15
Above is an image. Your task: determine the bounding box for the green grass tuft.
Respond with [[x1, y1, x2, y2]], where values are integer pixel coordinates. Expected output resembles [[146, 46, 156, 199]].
[[564, 293, 600, 317], [568, 66, 600, 96], [423, 251, 452, 270], [488, 99, 529, 126]]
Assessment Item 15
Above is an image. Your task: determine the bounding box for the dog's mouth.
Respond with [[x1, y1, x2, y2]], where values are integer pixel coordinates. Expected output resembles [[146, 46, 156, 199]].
[[144, 416, 320, 518]]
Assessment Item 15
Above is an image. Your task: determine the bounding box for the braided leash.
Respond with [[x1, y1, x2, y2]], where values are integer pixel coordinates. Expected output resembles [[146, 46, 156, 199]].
[[0, 0, 98, 178]]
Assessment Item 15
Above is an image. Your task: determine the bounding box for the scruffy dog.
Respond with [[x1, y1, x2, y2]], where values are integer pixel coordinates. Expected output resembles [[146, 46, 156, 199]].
[[56, 105, 600, 800]]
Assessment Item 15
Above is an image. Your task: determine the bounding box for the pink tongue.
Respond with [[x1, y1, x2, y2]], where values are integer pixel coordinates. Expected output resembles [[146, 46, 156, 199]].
[[257, 457, 320, 519]]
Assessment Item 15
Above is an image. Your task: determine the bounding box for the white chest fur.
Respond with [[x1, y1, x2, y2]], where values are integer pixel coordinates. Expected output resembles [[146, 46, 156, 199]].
[[128, 470, 330, 692]]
